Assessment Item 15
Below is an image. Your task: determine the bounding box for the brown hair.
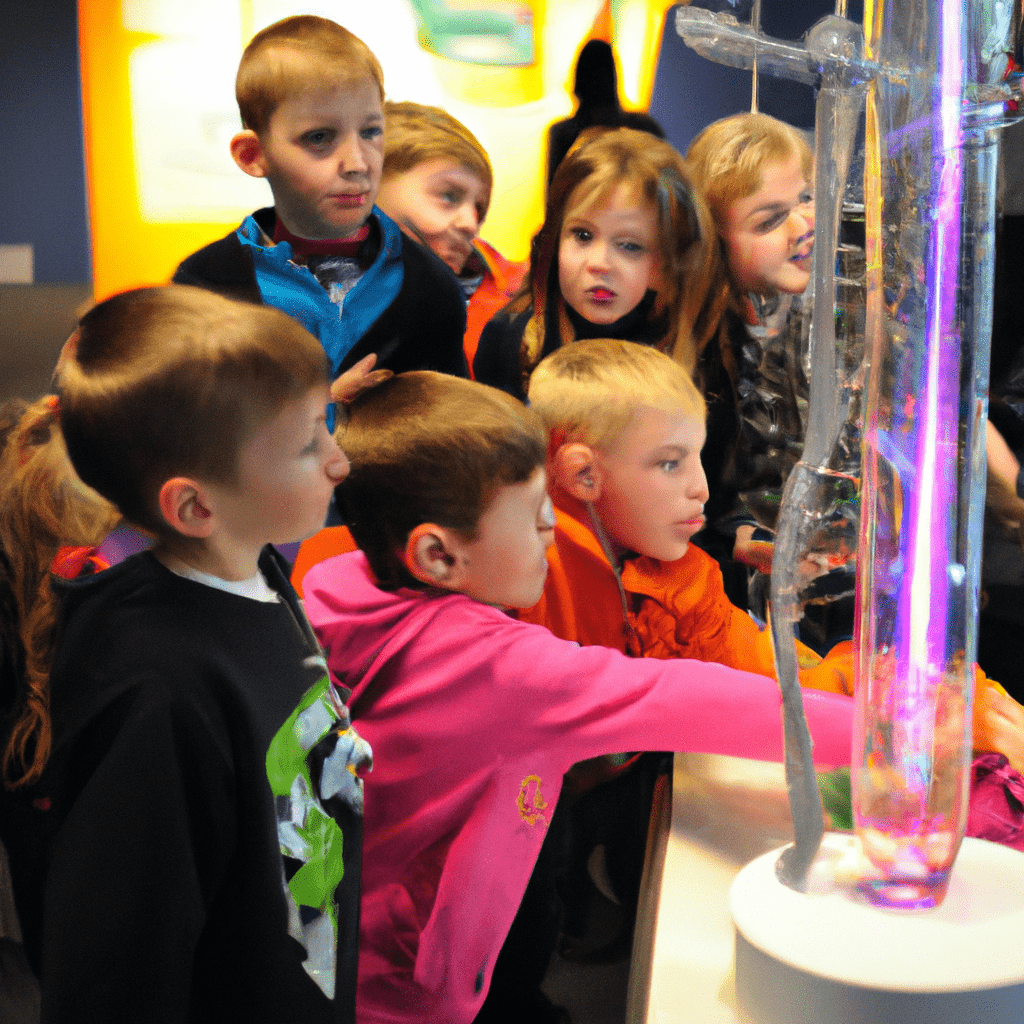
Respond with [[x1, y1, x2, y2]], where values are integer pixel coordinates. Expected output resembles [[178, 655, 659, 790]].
[[58, 285, 330, 535], [1, 397, 120, 788], [509, 127, 721, 389], [236, 15, 385, 135], [335, 372, 546, 589], [528, 339, 706, 453], [382, 101, 492, 215], [685, 112, 813, 236]]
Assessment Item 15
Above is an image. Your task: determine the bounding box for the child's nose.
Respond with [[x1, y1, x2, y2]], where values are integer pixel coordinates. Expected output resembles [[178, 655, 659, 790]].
[[585, 241, 611, 272], [453, 202, 479, 237], [789, 206, 813, 239], [690, 464, 710, 503], [337, 133, 369, 176]]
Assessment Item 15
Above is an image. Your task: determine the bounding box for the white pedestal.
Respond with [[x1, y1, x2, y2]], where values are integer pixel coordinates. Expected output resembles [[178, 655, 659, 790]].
[[730, 833, 1024, 1023]]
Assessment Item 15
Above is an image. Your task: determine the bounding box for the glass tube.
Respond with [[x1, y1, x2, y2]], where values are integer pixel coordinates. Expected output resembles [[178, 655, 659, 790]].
[[852, 0, 1009, 910]]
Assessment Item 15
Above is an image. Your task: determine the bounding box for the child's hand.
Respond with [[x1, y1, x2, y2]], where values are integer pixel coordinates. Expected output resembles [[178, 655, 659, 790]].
[[798, 639, 854, 696], [733, 524, 774, 573], [973, 672, 1024, 775], [331, 353, 394, 406]]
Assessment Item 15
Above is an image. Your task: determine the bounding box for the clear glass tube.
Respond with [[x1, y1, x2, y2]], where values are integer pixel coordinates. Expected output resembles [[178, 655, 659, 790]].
[[852, 0, 1008, 910]]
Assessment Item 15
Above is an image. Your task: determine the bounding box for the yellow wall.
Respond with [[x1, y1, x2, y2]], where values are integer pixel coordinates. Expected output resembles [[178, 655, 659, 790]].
[[79, 1, 675, 301]]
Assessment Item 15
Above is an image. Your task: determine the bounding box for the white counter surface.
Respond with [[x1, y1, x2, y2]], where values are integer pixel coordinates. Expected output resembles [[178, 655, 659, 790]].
[[626, 753, 794, 1023]]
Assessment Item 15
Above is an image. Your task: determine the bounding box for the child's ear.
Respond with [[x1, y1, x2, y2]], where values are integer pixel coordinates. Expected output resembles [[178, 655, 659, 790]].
[[158, 477, 215, 538], [403, 523, 461, 588], [551, 442, 603, 502], [230, 130, 268, 179]]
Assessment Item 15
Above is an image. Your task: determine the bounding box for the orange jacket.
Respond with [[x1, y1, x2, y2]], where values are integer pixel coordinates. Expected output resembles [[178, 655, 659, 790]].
[[463, 240, 526, 376], [520, 498, 853, 695]]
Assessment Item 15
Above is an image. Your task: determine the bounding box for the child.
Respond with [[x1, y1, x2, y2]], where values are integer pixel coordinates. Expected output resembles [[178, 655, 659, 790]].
[[1, 285, 371, 1023], [376, 100, 526, 372], [683, 112, 816, 601], [174, 15, 468, 401], [300, 370, 854, 1024], [0, 396, 121, 791], [473, 126, 722, 401], [524, 338, 850, 689], [0, 395, 120, 1001]]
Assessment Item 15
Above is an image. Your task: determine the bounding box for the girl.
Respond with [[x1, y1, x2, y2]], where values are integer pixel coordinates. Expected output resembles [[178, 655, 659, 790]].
[[0, 395, 120, 792], [0, 395, 119, 999], [473, 126, 722, 401], [684, 112, 817, 607]]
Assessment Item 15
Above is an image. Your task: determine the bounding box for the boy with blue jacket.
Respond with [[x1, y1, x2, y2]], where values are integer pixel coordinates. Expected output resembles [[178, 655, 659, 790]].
[[174, 16, 467, 399]]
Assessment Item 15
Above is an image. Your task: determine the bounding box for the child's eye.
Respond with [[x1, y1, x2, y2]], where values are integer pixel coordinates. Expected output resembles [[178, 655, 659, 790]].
[[302, 129, 335, 150], [799, 191, 814, 207], [658, 459, 680, 473], [617, 239, 646, 256], [755, 211, 788, 234], [569, 227, 592, 244], [360, 124, 383, 141], [439, 188, 463, 207]]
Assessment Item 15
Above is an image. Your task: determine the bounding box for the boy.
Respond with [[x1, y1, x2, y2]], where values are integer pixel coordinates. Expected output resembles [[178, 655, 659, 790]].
[[376, 101, 525, 371], [174, 16, 468, 400], [300, 370, 854, 1024], [524, 338, 850, 688], [13, 285, 371, 1022]]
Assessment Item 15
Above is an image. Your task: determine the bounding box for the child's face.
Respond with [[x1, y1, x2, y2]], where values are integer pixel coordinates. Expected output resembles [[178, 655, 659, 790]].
[[594, 407, 708, 562], [257, 80, 384, 240], [558, 183, 660, 325], [722, 153, 814, 296], [451, 467, 556, 609], [208, 385, 349, 560], [377, 158, 488, 275]]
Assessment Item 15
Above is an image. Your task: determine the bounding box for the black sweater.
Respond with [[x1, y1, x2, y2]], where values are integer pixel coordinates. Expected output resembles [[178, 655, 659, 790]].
[[1, 550, 368, 1024]]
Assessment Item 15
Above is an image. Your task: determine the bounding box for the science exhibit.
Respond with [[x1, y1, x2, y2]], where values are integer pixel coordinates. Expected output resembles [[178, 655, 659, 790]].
[[673, 0, 1024, 1018]]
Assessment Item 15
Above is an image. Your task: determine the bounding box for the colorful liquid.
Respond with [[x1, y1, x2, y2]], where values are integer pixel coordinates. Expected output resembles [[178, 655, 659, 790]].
[[855, 821, 959, 909]]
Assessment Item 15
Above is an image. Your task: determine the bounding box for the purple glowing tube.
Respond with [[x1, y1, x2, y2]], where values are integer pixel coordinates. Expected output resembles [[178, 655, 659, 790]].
[[852, 0, 1010, 909]]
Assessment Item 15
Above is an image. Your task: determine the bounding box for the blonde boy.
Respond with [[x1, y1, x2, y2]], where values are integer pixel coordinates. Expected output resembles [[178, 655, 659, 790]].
[[174, 16, 468, 394], [376, 101, 525, 370], [301, 370, 853, 1024], [525, 338, 852, 689], [27, 285, 370, 1022]]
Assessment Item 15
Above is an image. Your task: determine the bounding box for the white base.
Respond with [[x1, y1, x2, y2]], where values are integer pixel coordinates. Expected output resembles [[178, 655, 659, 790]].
[[730, 834, 1024, 1023]]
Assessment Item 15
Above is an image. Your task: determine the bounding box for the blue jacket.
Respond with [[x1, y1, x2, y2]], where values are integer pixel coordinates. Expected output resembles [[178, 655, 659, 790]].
[[174, 207, 468, 380]]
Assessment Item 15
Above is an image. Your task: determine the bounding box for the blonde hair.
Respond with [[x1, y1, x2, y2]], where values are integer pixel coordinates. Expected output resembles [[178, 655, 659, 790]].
[[511, 127, 721, 388], [685, 112, 813, 234], [1, 397, 120, 788], [59, 285, 330, 535], [528, 338, 706, 453], [236, 15, 384, 135], [336, 372, 546, 590], [382, 101, 492, 215]]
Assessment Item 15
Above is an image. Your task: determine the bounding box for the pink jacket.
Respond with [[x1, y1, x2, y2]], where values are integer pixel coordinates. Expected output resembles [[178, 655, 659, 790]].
[[304, 552, 853, 1024]]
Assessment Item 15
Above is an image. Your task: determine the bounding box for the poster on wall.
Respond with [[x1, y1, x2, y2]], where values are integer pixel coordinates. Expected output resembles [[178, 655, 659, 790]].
[[78, 0, 675, 300]]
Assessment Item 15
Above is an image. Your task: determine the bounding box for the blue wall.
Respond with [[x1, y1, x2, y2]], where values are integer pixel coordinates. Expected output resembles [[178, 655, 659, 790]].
[[1, 0, 91, 284], [649, 1, 862, 156]]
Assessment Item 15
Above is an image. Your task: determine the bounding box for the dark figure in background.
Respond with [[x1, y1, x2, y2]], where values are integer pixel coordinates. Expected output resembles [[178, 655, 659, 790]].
[[546, 40, 665, 187]]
